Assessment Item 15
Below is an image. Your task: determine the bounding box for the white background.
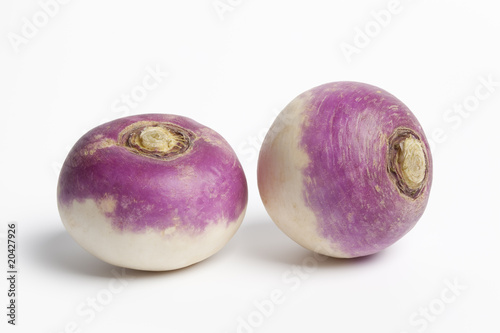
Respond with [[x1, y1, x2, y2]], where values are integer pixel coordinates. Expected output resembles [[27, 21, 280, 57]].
[[1, 0, 499, 332]]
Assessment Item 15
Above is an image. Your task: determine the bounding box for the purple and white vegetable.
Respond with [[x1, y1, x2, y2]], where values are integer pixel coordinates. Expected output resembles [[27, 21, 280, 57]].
[[258, 82, 432, 258], [57, 114, 247, 271]]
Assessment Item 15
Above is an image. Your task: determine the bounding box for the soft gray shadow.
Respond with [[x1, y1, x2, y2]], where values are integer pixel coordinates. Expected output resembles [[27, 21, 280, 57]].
[[35, 230, 116, 278], [34, 229, 208, 279], [228, 219, 309, 264], [36, 220, 384, 278], [233, 218, 385, 268]]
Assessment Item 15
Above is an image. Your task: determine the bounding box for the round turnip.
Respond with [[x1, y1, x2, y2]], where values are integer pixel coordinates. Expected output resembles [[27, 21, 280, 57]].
[[57, 114, 248, 271], [257, 81, 432, 258]]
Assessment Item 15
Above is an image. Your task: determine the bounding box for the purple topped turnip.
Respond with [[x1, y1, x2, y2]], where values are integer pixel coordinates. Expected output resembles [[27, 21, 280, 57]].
[[57, 114, 248, 271], [258, 82, 432, 258]]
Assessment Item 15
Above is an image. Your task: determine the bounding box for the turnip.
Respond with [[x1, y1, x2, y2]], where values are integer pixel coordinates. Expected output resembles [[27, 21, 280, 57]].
[[258, 81, 432, 258], [57, 114, 248, 271]]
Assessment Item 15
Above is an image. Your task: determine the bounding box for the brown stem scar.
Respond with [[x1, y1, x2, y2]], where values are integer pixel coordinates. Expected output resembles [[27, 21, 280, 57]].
[[387, 128, 429, 199], [118, 121, 195, 160]]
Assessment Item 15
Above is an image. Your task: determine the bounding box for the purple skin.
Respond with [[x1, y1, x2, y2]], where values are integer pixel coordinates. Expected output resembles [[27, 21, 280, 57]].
[[58, 114, 247, 270], [258, 81, 432, 258], [59, 114, 247, 232]]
